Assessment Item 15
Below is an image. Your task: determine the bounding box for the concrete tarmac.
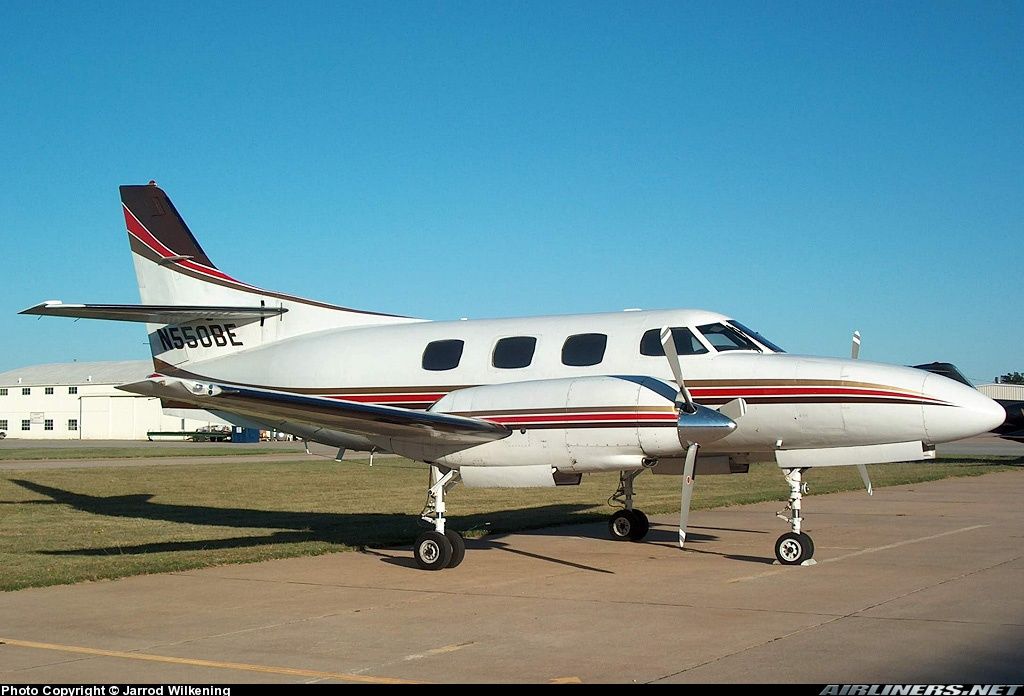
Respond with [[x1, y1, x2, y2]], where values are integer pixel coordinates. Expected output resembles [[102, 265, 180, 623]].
[[1, 469, 1022, 683]]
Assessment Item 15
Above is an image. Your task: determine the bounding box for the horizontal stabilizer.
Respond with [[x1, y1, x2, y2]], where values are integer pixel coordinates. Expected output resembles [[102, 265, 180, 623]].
[[20, 301, 287, 324]]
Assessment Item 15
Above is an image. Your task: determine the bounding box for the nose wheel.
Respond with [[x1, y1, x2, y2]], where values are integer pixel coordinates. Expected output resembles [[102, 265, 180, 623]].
[[775, 531, 815, 565]]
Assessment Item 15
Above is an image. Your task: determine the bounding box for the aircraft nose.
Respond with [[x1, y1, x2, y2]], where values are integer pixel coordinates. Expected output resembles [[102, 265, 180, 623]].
[[922, 372, 1006, 443]]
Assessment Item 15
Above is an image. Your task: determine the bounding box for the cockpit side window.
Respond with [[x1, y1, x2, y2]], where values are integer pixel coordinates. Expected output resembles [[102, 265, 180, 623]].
[[696, 323, 761, 352], [728, 320, 785, 353], [640, 327, 709, 356]]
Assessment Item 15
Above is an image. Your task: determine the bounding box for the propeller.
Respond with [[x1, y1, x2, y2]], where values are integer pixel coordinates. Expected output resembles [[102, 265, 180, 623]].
[[851, 330, 861, 360], [661, 327, 697, 414], [857, 463, 873, 496], [659, 326, 743, 548]]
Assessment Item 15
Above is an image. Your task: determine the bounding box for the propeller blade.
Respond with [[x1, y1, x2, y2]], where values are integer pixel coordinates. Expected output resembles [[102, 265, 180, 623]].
[[857, 463, 873, 495], [678, 443, 699, 548], [851, 330, 861, 360], [660, 326, 697, 414]]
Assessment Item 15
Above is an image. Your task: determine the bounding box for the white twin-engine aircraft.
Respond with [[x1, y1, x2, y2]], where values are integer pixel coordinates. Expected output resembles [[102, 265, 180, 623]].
[[23, 182, 1005, 570]]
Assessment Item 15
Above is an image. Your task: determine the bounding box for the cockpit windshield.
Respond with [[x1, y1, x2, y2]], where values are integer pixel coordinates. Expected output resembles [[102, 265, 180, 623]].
[[696, 322, 762, 352], [727, 320, 786, 353]]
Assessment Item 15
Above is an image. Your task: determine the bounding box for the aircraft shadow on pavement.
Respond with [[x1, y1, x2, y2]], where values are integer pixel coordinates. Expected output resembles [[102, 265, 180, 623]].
[[8, 479, 779, 567], [7, 478, 601, 558]]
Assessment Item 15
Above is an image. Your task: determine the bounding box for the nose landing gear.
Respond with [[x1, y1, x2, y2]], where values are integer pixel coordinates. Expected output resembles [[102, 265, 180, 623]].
[[775, 468, 815, 565]]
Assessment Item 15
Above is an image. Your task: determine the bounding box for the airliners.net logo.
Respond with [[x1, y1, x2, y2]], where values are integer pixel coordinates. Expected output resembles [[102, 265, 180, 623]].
[[821, 687, 1021, 696]]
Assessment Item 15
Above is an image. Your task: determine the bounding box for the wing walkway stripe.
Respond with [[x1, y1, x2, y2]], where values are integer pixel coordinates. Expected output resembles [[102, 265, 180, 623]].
[[0, 637, 422, 684]]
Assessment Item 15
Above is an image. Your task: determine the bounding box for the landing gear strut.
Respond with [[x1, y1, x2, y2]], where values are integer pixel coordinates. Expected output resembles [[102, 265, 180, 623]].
[[607, 468, 651, 541], [415, 464, 465, 570], [775, 468, 815, 565]]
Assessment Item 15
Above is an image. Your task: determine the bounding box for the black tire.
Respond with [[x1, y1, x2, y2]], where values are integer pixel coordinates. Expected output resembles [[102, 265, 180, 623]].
[[798, 532, 815, 559], [414, 531, 453, 570], [628, 510, 650, 541], [775, 531, 811, 565], [444, 529, 466, 569], [608, 510, 636, 540]]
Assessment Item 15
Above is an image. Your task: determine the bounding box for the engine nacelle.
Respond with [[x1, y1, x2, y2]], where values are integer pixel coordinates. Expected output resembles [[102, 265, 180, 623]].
[[430, 376, 688, 473]]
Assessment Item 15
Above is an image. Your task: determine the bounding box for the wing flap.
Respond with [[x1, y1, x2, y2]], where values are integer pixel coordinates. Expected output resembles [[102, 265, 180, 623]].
[[20, 301, 286, 324]]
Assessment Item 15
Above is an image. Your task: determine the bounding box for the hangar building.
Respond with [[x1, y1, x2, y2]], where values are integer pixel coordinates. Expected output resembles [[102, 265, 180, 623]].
[[978, 383, 1024, 401], [0, 360, 225, 440]]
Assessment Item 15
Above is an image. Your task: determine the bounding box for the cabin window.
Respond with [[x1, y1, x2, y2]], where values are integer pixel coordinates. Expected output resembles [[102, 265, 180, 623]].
[[639, 328, 708, 356], [422, 339, 465, 371], [493, 336, 537, 369], [561, 333, 608, 366], [697, 322, 761, 352]]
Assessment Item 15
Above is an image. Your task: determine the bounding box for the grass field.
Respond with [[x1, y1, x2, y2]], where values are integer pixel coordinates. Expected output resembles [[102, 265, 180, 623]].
[[0, 446, 296, 461], [1, 454, 1020, 591]]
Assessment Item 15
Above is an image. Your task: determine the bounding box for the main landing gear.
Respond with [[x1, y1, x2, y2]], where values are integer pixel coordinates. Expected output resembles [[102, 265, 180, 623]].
[[775, 468, 815, 565], [414, 464, 466, 570], [607, 469, 651, 542]]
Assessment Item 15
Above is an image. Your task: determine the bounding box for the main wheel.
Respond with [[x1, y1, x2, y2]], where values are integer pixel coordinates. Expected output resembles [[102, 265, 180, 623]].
[[608, 510, 637, 540], [629, 510, 650, 541], [444, 529, 466, 568], [414, 531, 453, 570], [775, 531, 813, 565]]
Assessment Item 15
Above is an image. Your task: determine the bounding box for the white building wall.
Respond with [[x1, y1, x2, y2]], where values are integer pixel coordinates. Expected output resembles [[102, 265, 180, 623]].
[[978, 383, 1024, 401], [0, 378, 225, 440]]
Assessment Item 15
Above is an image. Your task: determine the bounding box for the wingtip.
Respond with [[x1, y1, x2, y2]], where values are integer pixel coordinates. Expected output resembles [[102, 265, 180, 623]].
[[19, 301, 61, 315]]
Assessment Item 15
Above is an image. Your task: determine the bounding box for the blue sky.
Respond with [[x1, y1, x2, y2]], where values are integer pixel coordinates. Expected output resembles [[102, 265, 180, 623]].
[[1, 2, 1020, 382]]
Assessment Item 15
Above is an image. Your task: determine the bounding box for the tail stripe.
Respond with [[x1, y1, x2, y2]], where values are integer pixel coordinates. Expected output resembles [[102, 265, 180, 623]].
[[123, 205, 251, 287]]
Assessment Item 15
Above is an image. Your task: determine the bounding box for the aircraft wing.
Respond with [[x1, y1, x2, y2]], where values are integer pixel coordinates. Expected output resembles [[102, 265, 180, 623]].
[[20, 301, 286, 324], [118, 375, 511, 452]]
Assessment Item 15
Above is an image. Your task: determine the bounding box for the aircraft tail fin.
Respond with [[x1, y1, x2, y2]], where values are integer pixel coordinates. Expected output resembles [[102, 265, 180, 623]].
[[121, 183, 220, 275], [116, 182, 419, 366]]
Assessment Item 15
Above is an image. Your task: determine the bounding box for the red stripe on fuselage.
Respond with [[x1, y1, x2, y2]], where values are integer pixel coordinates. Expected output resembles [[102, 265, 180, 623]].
[[485, 413, 677, 425], [689, 386, 945, 403], [327, 394, 447, 404]]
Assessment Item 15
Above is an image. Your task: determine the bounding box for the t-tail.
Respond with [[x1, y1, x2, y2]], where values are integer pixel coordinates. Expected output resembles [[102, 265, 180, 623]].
[[21, 181, 420, 369]]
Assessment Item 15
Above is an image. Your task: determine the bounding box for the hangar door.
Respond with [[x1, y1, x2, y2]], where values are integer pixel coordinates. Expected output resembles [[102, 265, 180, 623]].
[[80, 396, 141, 439]]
